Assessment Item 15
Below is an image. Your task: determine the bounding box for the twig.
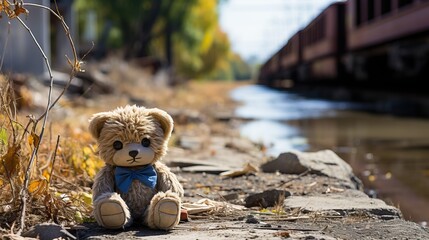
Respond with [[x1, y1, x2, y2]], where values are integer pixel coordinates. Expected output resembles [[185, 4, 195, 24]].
[[0, 21, 10, 71], [11, 0, 81, 232], [260, 216, 311, 221], [278, 169, 311, 188], [15, 15, 53, 235], [255, 226, 320, 232], [48, 135, 60, 187], [52, 173, 82, 190], [23, 2, 80, 122]]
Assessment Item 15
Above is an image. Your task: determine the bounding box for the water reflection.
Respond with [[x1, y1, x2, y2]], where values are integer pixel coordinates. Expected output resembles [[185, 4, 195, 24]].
[[232, 84, 429, 223], [231, 85, 365, 122], [239, 120, 308, 156]]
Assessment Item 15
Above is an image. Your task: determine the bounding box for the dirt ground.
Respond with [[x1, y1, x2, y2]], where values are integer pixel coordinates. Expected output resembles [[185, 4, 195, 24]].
[[72, 64, 429, 239], [2, 59, 429, 239]]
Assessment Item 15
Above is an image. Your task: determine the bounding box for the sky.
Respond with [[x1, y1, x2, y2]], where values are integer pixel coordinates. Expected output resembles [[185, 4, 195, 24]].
[[219, 0, 341, 63]]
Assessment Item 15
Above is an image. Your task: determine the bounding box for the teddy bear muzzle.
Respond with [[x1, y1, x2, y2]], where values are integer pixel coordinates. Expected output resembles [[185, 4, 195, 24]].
[[113, 143, 155, 167]]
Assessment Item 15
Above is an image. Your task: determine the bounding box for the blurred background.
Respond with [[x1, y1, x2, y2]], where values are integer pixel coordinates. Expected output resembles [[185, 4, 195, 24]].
[[1, 0, 429, 227]]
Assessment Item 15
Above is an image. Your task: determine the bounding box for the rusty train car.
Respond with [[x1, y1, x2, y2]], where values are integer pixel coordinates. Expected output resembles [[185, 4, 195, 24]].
[[259, 0, 429, 90]]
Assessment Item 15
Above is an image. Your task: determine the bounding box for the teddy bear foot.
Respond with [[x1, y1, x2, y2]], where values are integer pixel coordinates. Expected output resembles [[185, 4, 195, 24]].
[[152, 197, 180, 230], [97, 200, 128, 229]]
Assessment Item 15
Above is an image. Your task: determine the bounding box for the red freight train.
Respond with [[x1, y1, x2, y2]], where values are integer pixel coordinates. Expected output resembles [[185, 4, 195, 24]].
[[259, 0, 429, 89]]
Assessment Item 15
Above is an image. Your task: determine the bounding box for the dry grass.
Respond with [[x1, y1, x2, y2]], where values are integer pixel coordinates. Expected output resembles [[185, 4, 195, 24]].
[[0, 78, 103, 231]]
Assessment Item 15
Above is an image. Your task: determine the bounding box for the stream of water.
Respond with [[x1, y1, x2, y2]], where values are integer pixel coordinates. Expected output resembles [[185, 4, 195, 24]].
[[231, 85, 429, 224]]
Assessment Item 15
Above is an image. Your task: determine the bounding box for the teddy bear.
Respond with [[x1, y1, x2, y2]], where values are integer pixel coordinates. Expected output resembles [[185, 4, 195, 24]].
[[88, 105, 184, 230]]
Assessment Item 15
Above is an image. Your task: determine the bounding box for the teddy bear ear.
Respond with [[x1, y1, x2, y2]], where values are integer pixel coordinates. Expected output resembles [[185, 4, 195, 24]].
[[88, 112, 111, 140], [147, 108, 174, 140]]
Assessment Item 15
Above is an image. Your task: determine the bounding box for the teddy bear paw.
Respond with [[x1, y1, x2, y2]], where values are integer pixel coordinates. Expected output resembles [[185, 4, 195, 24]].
[[153, 197, 180, 230], [98, 201, 127, 229]]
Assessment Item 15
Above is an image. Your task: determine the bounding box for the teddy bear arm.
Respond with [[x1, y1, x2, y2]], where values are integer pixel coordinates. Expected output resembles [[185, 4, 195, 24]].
[[92, 165, 116, 201], [154, 162, 184, 197]]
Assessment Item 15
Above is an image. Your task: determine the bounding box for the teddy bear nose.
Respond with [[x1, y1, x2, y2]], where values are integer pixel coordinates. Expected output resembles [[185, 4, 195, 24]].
[[129, 150, 139, 158]]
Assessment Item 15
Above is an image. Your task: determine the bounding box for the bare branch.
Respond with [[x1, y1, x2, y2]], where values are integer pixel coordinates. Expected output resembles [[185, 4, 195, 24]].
[[23, 2, 81, 122], [0, 21, 11, 71], [1, 1, 83, 234], [14, 15, 54, 236]]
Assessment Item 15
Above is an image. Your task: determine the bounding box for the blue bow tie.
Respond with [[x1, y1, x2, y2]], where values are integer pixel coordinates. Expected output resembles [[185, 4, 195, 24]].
[[114, 165, 157, 193]]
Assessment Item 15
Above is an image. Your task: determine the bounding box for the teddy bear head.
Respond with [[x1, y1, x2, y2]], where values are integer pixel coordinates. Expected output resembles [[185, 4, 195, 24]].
[[89, 105, 173, 167]]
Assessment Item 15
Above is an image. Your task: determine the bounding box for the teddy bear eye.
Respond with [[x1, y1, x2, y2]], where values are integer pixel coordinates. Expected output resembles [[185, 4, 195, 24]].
[[141, 138, 150, 147], [113, 141, 123, 150]]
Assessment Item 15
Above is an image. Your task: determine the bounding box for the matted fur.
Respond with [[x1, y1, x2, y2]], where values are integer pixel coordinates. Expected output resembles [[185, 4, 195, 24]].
[[89, 105, 173, 166], [89, 105, 183, 230]]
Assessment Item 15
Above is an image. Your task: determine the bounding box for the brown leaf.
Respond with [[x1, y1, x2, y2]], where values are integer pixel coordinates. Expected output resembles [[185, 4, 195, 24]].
[[28, 132, 40, 148], [0, 144, 21, 177], [28, 179, 48, 195], [0, 0, 28, 19], [13, 3, 28, 17]]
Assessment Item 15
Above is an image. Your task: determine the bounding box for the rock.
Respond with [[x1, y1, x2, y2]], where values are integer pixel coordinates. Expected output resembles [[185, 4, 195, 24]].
[[224, 138, 259, 153], [22, 222, 76, 240], [168, 159, 221, 168], [181, 165, 232, 174], [44, 70, 84, 94], [260, 150, 363, 189], [168, 158, 239, 174], [284, 190, 401, 218], [75, 68, 114, 95], [167, 109, 205, 125], [178, 135, 204, 150], [244, 189, 292, 208], [245, 215, 260, 224], [216, 192, 239, 201]]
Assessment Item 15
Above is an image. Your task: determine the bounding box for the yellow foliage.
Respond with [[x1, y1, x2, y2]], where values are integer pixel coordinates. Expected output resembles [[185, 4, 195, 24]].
[[28, 179, 48, 195], [0, 0, 28, 19], [28, 132, 40, 148], [67, 144, 103, 178], [42, 169, 50, 181], [191, 0, 217, 53], [71, 191, 93, 205]]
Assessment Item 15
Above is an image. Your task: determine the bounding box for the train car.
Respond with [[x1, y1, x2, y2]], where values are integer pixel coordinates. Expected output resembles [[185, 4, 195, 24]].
[[278, 31, 302, 82], [258, 51, 281, 85], [346, 0, 429, 84], [258, 60, 271, 85], [298, 2, 346, 82]]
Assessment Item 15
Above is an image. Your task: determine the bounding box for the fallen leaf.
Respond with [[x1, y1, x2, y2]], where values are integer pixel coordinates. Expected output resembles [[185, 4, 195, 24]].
[[220, 163, 258, 178]]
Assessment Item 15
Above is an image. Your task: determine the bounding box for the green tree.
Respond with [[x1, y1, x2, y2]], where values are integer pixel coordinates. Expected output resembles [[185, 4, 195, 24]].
[[75, 0, 238, 80]]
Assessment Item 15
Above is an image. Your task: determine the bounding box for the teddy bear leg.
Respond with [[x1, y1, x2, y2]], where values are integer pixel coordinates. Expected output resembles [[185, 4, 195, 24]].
[[93, 192, 132, 229], [145, 191, 181, 230]]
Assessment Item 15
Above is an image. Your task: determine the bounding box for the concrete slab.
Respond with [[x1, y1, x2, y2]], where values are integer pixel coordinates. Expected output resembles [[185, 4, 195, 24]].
[[284, 190, 401, 218], [261, 150, 363, 189]]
